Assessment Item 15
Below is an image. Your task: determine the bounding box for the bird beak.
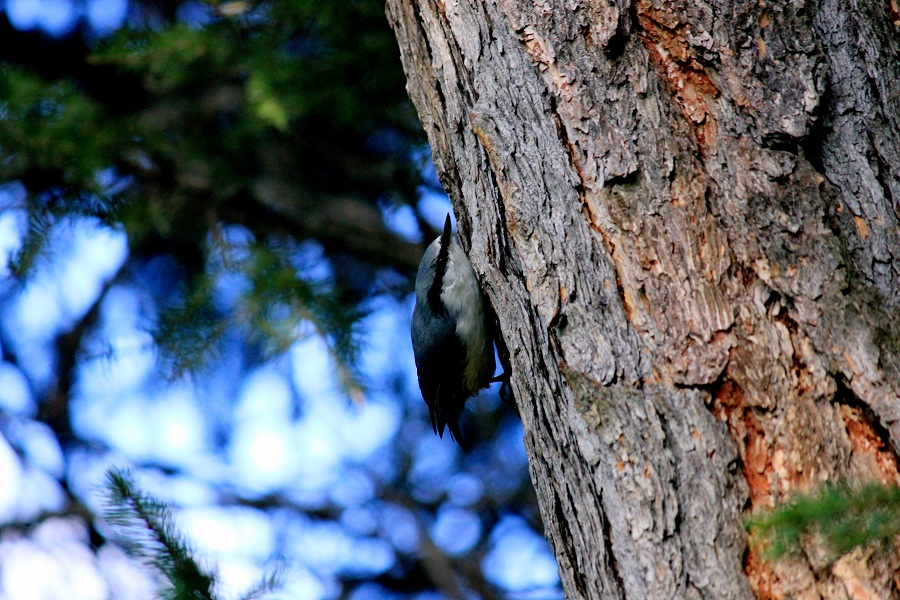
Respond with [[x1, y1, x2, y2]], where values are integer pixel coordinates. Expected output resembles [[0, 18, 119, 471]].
[[441, 214, 453, 246]]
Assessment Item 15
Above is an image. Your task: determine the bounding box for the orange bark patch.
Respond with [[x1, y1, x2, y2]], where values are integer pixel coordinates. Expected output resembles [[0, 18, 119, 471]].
[[745, 545, 780, 600], [710, 381, 774, 506], [709, 378, 742, 420], [840, 403, 900, 485], [709, 379, 784, 595], [854, 215, 870, 239], [635, 1, 720, 153], [743, 411, 773, 506]]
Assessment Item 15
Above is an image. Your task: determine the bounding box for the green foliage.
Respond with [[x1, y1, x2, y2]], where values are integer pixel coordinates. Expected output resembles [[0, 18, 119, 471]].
[[0, 68, 128, 188], [8, 211, 54, 278], [105, 468, 217, 600], [747, 482, 900, 559], [104, 469, 282, 600], [240, 244, 363, 377], [155, 237, 364, 400], [247, 72, 289, 131], [0, 0, 424, 388], [154, 274, 229, 376], [93, 25, 236, 94]]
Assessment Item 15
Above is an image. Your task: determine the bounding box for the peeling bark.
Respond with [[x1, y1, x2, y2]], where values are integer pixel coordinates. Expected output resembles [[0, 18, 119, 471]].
[[387, 0, 900, 597]]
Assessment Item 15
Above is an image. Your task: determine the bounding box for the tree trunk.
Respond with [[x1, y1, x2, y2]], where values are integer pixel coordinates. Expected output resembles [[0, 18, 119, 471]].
[[386, 0, 900, 597]]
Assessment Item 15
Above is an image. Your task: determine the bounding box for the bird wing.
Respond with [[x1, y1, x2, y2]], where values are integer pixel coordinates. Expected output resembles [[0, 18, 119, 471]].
[[411, 304, 467, 439]]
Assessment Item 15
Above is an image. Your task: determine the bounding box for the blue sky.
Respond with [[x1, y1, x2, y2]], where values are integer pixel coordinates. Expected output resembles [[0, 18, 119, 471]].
[[0, 1, 562, 595], [6, 0, 126, 34], [0, 180, 560, 598]]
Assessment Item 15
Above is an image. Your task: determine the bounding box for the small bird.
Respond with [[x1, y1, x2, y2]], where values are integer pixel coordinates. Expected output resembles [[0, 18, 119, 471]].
[[411, 214, 495, 444]]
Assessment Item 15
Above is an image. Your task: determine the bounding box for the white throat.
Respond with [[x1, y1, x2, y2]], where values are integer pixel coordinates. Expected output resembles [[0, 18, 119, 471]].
[[441, 239, 489, 391]]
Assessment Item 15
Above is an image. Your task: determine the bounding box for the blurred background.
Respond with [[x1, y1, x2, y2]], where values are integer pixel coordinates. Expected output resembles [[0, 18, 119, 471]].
[[0, 0, 562, 597]]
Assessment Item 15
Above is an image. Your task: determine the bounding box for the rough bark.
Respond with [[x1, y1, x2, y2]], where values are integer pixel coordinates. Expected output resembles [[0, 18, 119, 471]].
[[386, 0, 900, 598]]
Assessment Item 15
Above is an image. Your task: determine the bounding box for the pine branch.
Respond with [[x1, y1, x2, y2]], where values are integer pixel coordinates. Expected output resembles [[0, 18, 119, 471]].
[[747, 482, 900, 559], [103, 469, 216, 600], [237, 563, 285, 600]]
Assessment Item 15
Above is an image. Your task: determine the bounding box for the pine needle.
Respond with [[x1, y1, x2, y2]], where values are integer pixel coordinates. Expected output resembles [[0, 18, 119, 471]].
[[103, 468, 216, 600], [747, 482, 900, 560]]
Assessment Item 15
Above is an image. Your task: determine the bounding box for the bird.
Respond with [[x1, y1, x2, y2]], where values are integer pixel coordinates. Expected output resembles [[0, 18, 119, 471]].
[[411, 214, 496, 445]]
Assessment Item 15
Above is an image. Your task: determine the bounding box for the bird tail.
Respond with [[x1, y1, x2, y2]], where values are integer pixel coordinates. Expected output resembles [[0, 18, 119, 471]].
[[447, 418, 469, 449]]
